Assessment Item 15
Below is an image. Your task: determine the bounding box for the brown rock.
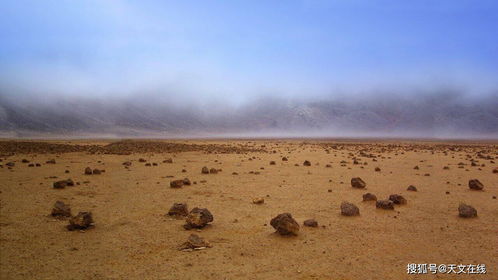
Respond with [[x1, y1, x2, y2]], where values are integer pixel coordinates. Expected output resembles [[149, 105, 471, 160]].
[[468, 179, 484, 190], [51, 201, 71, 217], [163, 158, 173, 163], [201, 166, 209, 174], [182, 178, 191, 185], [269, 161, 276, 165], [376, 199, 394, 210], [270, 213, 299, 235], [46, 159, 56, 164], [458, 203, 477, 218], [168, 203, 189, 217], [84, 167, 92, 175], [184, 207, 213, 229], [303, 160, 311, 166], [252, 197, 265, 204], [178, 234, 211, 251], [170, 180, 184, 188], [389, 194, 407, 205], [340, 202, 360, 216], [53, 180, 68, 189], [303, 219, 318, 227], [374, 167, 381, 172], [362, 193, 377, 201], [67, 212, 94, 231], [407, 185, 417, 191], [92, 169, 101, 175], [351, 177, 366, 188], [209, 168, 218, 174]]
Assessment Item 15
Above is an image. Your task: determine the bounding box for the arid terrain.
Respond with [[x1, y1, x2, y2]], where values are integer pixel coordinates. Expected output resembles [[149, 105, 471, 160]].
[[0, 139, 497, 280]]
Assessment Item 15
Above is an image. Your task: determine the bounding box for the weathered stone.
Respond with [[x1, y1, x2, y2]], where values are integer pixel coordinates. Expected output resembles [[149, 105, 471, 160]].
[[341, 202, 360, 216], [351, 177, 366, 188], [407, 185, 417, 191], [362, 193, 377, 201], [389, 194, 407, 205], [376, 199, 394, 210], [201, 166, 209, 174], [53, 180, 68, 189], [182, 178, 191, 185], [84, 167, 92, 175], [303, 219, 318, 227], [67, 212, 94, 231], [170, 180, 184, 188], [184, 208, 213, 229], [468, 179, 484, 190], [178, 234, 211, 251], [51, 201, 71, 217], [458, 203, 477, 218], [252, 197, 264, 204], [168, 203, 189, 217], [270, 213, 299, 235]]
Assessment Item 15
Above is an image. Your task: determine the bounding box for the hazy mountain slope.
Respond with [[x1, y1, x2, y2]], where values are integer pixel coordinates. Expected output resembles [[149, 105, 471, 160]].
[[0, 92, 497, 138]]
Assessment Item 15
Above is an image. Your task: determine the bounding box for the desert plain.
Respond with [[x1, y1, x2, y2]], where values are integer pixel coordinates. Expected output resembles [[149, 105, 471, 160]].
[[0, 139, 497, 280]]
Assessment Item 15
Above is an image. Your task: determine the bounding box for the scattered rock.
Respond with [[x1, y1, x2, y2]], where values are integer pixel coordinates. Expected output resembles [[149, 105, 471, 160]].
[[303, 160, 311, 166], [407, 185, 417, 191], [374, 167, 381, 172], [92, 169, 101, 175], [468, 179, 484, 190], [51, 201, 71, 218], [170, 180, 184, 188], [163, 158, 173, 163], [182, 178, 191, 185], [252, 197, 265, 204], [46, 159, 56, 164], [184, 208, 213, 229], [389, 194, 407, 205], [270, 213, 299, 235], [362, 193, 377, 201], [303, 219, 318, 227], [53, 180, 68, 189], [351, 177, 366, 189], [168, 203, 189, 217], [458, 203, 477, 218], [340, 202, 360, 216], [201, 167, 209, 174], [67, 212, 94, 231], [376, 200, 394, 210], [270, 161, 276, 165], [209, 168, 218, 174], [178, 234, 211, 251], [84, 167, 92, 175], [282, 157, 288, 161]]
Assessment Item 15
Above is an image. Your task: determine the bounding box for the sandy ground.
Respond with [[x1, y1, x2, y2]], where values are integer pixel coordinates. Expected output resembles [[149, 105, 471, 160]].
[[0, 139, 497, 280]]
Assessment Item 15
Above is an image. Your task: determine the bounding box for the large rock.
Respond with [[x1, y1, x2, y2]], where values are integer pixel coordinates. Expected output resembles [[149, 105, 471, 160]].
[[376, 200, 394, 210], [458, 203, 477, 218], [170, 179, 184, 188], [178, 234, 211, 251], [84, 167, 93, 175], [362, 193, 377, 201], [351, 177, 366, 189], [388, 194, 407, 205], [67, 212, 94, 231], [303, 160, 311, 166], [51, 201, 71, 218], [201, 166, 209, 174], [468, 179, 484, 190], [184, 208, 213, 229], [340, 202, 360, 216], [168, 203, 189, 217], [270, 213, 300, 235]]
